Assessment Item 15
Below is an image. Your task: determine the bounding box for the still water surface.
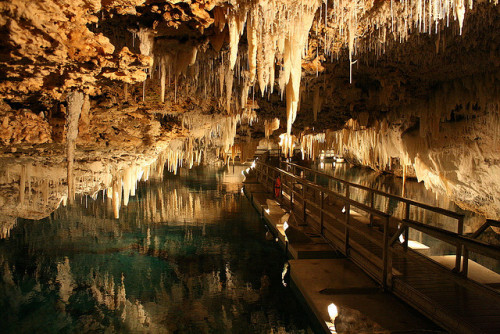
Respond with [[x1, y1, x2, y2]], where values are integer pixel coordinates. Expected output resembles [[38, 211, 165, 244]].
[[0, 165, 312, 333]]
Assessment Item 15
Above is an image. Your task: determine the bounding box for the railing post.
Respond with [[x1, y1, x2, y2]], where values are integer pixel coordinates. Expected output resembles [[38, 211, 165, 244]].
[[455, 216, 464, 273], [279, 171, 283, 199], [345, 184, 350, 254], [454, 216, 464, 272], [382, 216, 390, 290], [266, 165, 269, 190], [462, 247, 469, 277], [369, 190, 375, 226], [404, 203, 410, 251], [320, 191, 324, 236], [303, 184, 307, 224]]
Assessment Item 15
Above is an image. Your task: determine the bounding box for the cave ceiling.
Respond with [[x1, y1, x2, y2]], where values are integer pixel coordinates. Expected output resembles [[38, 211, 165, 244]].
[[0, 1, 500, 219], [0, 1, 497, 129]]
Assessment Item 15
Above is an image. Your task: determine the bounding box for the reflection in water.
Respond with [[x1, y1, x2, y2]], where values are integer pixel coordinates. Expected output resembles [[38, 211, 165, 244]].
[[313, 162, 500, 273], [0, 165, 312, 333]]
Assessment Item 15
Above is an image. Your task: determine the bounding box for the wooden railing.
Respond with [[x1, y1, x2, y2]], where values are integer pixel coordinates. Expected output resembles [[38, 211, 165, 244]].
[[279, 161, 470, 272], [255, 161, 500, 288]]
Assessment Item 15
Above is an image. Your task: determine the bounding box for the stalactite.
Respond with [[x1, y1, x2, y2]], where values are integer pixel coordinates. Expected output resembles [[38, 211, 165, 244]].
[[66, 91, 84, 203], [312, 86, 322, 121], [160, 57, 166, 103], [264, 118, 280, 138]]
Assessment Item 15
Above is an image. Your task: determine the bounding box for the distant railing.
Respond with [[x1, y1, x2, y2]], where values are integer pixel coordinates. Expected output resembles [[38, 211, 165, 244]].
[[255, 160, 500, 289]]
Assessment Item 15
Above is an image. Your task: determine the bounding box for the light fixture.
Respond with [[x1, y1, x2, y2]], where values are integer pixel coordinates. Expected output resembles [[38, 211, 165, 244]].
[[398, 223, 405, 243], [341, 206, 346, 213], [326, 303, 338, 333]]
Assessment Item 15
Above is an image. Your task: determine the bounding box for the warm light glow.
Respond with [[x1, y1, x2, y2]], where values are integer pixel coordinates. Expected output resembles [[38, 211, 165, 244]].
[[320, 162, 325, 169], [326, 303, 338, 333], [398, 224, 405, 243], [251, 160, 256, 169], [328, 303, 338, 320], [265, 208, 270, 214], [283, 221, 289, 231], [341, 206, 346, 213]]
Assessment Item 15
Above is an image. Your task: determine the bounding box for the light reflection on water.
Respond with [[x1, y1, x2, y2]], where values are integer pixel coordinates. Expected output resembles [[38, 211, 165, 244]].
[[0, 165, 312, 333]]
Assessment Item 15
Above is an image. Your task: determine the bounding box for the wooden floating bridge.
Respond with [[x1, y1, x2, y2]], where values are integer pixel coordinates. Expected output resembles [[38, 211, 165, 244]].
[[254, 160, 500, 334]]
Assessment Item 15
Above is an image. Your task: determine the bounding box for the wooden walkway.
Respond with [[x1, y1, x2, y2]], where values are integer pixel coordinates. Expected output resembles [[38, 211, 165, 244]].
[[255, 161, 500, 334]]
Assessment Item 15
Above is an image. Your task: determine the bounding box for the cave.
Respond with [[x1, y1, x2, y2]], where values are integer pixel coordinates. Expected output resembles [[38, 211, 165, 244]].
[[0, 1, 499, 333]]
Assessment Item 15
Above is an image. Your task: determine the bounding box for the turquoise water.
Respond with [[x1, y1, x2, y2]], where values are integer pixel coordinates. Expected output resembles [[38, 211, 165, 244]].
[[0, 165, 313, 333]]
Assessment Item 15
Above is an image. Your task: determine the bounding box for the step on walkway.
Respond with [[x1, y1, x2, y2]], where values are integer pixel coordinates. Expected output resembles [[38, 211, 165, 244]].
[[290, 258, 444, 333]]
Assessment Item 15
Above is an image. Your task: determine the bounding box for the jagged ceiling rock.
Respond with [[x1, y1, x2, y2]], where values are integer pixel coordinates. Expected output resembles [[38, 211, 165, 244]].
[[0, 0, 499, 219], [0, 0, 151, 102]]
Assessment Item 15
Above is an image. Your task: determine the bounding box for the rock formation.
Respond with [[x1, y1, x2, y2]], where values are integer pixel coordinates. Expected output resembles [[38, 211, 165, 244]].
[[0, 0, 498, 221]]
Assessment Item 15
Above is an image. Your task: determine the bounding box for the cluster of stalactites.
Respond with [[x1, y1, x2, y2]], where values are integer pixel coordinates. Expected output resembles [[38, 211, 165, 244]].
[[229, 141, 259, 163], [301, 132, 326, 160], [279, 133, 297, 158], [106, 154, 168, 219], [316, 0, 488, 83], [183, 113, 241, 153], [264, 118, 280, 138], [326, 119, 408, 171], [224, 0, 322, 134]]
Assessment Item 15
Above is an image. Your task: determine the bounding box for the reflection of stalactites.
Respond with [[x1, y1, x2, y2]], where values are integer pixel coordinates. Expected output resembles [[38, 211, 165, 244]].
[[2, 261, 15, 286], [0, 216, 16, 239], [117, 273, 126, 311], [112, 178, 121, 219], [56, 257, 75, 304]]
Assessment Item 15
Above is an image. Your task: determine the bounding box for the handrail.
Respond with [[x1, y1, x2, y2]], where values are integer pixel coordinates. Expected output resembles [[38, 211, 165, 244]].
[[403, 219, 500, 260], [280, 161, 465, 221], [255, 160, 499, 284], [258, 161, 390, 220]]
